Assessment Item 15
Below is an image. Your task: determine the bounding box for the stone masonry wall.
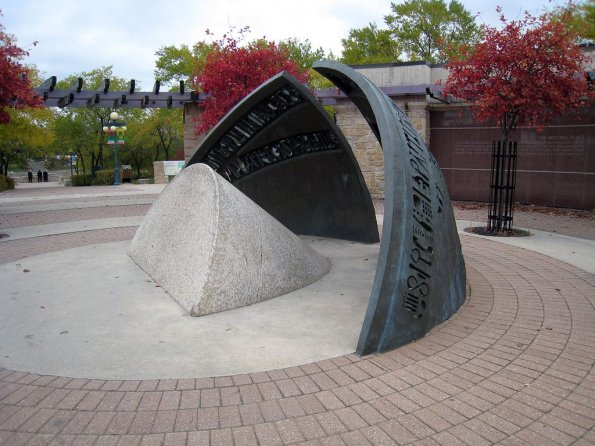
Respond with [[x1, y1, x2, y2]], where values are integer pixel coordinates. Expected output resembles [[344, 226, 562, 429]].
[[333, 96, 429, 200], [334, 102, 385, 199], [153, 161, 166, 184]]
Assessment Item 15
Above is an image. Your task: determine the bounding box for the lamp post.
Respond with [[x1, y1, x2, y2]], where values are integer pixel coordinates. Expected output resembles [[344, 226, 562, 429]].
[[102, 111, 127, 186]]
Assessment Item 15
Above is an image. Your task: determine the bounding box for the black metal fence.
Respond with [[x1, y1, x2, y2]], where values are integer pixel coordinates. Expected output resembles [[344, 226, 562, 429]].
[[487, 140, 517, 233]]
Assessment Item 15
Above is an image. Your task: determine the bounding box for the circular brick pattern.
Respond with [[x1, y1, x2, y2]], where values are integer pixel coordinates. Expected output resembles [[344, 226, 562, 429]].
[[0, 193, 593, 445]]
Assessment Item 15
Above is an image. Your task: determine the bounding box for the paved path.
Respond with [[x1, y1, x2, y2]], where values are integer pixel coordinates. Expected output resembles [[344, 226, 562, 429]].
[[0, 183, 594, 445]]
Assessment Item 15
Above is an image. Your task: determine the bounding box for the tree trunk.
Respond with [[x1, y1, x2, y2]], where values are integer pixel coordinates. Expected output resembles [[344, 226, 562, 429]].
[[486, 139, 517, 233], [79, 152, 85, 175]]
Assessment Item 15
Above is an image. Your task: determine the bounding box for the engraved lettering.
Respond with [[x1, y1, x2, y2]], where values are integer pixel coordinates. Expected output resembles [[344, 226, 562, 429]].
[[202, 85, 304, 172], [217, 131, 339, 181]]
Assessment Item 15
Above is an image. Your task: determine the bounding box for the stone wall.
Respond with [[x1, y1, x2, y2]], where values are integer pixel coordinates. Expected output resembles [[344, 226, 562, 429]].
[[332, 96, 429, 200], [356, 62, 447, 87], [153, 161, 166, 184], [333, 102, 384, 199]]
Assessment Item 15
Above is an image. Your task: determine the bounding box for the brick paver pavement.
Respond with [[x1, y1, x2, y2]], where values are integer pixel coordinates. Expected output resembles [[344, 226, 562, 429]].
[[0, 205, 150, 230], [0, 187, 593, 445], [452, 203, 595, 241], [0, 227, 139, 265]]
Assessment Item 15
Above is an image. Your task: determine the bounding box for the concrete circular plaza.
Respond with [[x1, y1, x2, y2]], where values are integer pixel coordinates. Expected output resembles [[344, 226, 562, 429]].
[[0, 182, 594, 445]]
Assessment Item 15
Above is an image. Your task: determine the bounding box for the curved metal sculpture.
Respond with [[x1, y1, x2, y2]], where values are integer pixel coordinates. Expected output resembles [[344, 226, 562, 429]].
[[187, 72, 379, 244], [186, 63, 466, 355], [313, 61, 466, 355]]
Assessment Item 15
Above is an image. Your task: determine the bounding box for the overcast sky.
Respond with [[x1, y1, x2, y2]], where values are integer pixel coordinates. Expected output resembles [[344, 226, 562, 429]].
[[3, 0, 556, 90]]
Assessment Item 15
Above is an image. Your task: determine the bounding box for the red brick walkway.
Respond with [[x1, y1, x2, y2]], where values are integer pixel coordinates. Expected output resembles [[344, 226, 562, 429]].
[[0, 188, 593, 445]]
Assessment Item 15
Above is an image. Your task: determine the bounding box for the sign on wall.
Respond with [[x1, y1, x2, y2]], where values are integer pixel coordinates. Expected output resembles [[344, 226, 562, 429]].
[[163, 161, 185, 176]]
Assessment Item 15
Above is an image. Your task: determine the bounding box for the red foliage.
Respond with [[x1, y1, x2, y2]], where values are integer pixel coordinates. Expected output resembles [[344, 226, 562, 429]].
[[442, 8, 593, 139], [0, 13, 42, 124], [191, 28, 309, 134]]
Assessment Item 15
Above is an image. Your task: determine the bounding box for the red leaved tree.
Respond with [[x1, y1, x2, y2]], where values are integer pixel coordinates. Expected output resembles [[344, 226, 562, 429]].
[[191, 28, 309, 134], [0, 12, 42, 124], [443, 7, 592, 233]]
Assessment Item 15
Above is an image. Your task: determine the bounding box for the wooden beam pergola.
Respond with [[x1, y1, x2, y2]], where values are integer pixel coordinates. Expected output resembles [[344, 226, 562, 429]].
[[35, 77, 206, 110]]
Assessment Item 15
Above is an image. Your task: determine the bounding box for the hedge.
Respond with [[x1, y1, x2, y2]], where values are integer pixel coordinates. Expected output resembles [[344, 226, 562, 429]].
[[93, 169, 114, 185], [71, 170, 116, 187], [71, 174, 93, 186], [0, 175, 15, 192]]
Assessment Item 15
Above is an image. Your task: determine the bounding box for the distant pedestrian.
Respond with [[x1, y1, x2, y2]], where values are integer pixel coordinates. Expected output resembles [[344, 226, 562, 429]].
[[43, 170, 48, 182], [27, 169, 33, 183], [37, 170, 42, 182]]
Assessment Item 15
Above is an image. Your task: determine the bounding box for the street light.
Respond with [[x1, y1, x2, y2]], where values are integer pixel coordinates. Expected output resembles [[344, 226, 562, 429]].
[[102, 111, 127, 186]]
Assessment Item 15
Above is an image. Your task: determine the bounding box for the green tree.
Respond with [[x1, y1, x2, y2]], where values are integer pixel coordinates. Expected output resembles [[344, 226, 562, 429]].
[[154, 42, 215, 88], [385, 0, 480, 63], [52, 111, 94, 174], [0, 107, 53, 175], [549, 0, 595, 41], [581, 0, 595, 39], [55, 66, 129, 175], [118, 109, 184, 177], [119, 115, 156, 179], [279, 38, 328, 68], [148, 109, 183, 161], [279, 38, 334, 88], [341, 22, 400, 65]]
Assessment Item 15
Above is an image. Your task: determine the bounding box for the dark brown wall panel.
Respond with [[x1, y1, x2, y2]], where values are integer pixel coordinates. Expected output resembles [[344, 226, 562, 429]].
[[430, 106, 595, 210]]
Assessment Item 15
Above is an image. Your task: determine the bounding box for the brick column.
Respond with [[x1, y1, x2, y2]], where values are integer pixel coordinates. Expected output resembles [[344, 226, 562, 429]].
[[184, 103, 206, 163]]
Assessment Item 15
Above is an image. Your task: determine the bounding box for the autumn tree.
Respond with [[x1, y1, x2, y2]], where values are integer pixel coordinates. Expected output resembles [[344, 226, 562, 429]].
[[341, 22, 400, 65], [0, 11, 42, 124], [191, 28, 309, 134], [385, 0, 480, 63], [443, 7, 593, 232], [155, 35, 326, 91]]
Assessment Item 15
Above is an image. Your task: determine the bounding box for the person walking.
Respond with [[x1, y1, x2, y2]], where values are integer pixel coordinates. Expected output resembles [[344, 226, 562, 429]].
[[43, 169, 48, 182], [37, 170, 42, 182], [27, 169, 33, 183]]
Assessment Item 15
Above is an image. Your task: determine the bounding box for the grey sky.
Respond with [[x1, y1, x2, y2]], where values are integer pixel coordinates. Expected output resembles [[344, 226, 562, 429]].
[[2, 0, 556, 90]]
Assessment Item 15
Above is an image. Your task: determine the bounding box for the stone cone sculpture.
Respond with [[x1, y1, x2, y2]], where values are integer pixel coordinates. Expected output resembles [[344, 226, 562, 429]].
[[128, 164, 331, 316]]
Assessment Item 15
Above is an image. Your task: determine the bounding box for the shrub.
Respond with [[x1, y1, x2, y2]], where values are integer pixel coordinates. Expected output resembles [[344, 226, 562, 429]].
[[138, 169, 153, 179], [92, 169, 114, 185], [0, 175, 15, 192], [71, 174, 93, 186]]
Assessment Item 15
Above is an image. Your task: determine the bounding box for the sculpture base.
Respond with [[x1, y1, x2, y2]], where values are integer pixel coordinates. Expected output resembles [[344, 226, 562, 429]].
[[128, 164, 330, 316]]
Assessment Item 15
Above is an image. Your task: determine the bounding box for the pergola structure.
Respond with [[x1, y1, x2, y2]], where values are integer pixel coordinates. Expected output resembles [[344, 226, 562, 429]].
[[35, 76, 440, 110], [35, 77, 206, 110]]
